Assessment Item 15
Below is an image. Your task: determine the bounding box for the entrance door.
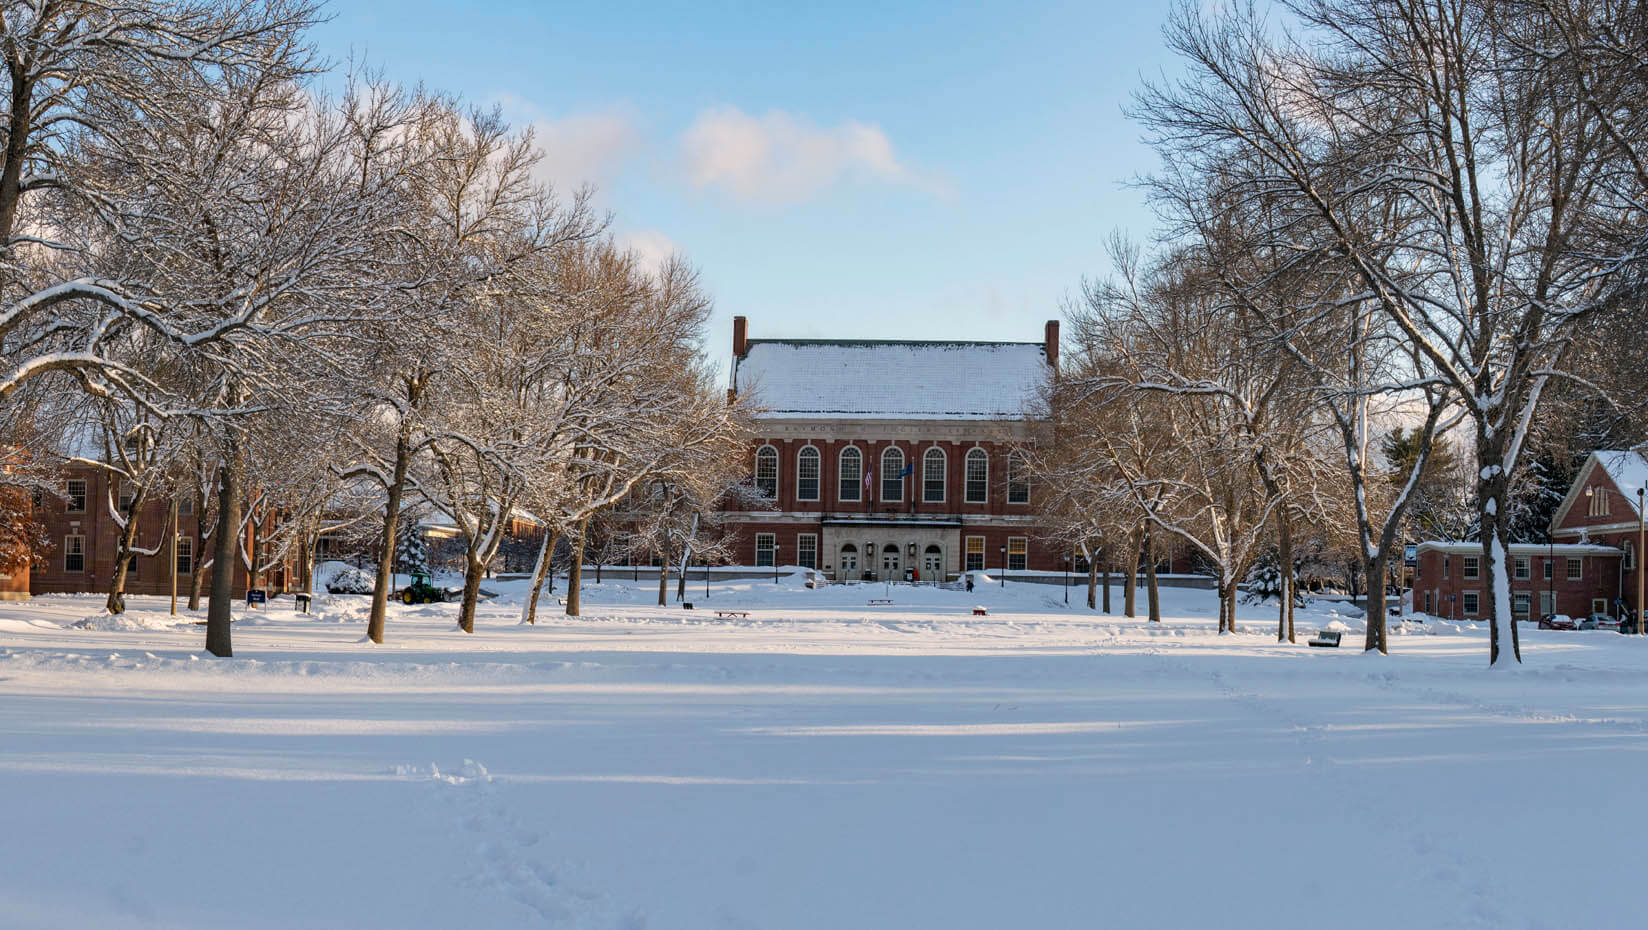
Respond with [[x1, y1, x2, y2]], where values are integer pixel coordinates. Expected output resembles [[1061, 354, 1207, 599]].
[[839, 544, 858, 580], [922, 544, 944, 582], [881, 544, 901, 576]]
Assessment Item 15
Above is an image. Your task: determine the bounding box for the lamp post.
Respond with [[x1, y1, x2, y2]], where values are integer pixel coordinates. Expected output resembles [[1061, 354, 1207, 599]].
[[772, 542, 780, 584], [1638, 487, 1645, 635], [703, 559, 710, 599], [999, 545, 1007, 588], [1063, 555, 1070, 605]]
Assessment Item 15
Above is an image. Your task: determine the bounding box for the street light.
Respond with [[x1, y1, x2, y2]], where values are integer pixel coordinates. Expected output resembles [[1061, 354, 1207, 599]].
[[703, 558, 710, 599], [999, 545, 1007, 588], [772, 542, 780, 584], [1063, 555, 1070, 605]]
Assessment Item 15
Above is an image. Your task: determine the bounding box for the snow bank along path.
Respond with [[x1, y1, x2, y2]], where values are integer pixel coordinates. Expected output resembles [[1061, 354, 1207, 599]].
[[2, 578, 1645, 929]]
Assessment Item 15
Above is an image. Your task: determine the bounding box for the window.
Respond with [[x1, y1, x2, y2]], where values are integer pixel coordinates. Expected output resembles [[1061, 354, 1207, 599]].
[[179, 497, 194, 517], [964, 449, 988, 504], [126, 554, 139, 580], [1008, 537, 1028, 572], [1424, 592, 1433, 613], [965, 536, 985, 572], [754, 446, 778, 499], [1443, 557, 1449, 579], [1513, 592, 1530, 618], [1514, 557, 1529, 580], [176, 537, 194, 575], [1462, 556, 1479, 580], [1006, 452, 1029, 504], [66, 479, 86, 513], [796, 446, 820, 501], [922, 448, 946, 503], [1540, 591, 1556, 615], [1589, 488, 1610, 516], [1627, 541, 1636, 572], [755, 533, 775, 567], [118, 486, 136, 513], [880, 447, 904, 502], [1543, 559, 1553, 581], [838, 447, 862, 502], [797, 534, 817, 569], [1567, 558, 1582, 581], [1073, 552, 1090, 573], [64, 535, 85, 572], [1462, 591, 1479, 615]]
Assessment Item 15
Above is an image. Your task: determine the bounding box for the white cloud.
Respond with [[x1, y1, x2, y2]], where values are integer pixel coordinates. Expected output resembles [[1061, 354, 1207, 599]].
[[490, 94, 641, 195], [617, 229, 680, 275], [679, 106, 944, 205]]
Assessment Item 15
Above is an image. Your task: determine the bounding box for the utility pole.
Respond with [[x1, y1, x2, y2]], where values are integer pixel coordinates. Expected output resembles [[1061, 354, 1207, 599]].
[[1638, 488, 1644, 635], [169, 498, 179, 616]]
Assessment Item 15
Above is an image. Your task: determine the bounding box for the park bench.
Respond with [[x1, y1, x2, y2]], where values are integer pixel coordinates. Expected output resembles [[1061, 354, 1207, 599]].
[[714, 610, 749, 619], [868, 598, 893, 605], [1308, 630, 1342, 648], [972, 606, 988, 616]]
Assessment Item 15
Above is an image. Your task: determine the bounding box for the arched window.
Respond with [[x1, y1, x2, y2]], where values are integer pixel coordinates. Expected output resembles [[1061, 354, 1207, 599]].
[[880, 447, 904, 502], [754, 445, 778, 499], [838, 447, 862, 502], [965, 448, 988, 504], [923, 447, 946, 503], [1007, 451, 1029, 504], [796, 446, 820, 501]]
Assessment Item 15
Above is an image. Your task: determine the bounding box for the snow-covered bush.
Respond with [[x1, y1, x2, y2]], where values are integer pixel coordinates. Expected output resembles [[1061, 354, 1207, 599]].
[[1242, 554, 1307, 607], [326, 567, 375, 595]]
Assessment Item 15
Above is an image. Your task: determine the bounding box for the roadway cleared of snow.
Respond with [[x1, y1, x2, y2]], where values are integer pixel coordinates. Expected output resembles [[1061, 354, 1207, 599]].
[[2, 576, 1643, 929]]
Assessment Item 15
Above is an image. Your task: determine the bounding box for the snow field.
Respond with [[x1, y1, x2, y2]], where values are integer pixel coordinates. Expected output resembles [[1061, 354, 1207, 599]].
[[1, 577, 1645, 929]]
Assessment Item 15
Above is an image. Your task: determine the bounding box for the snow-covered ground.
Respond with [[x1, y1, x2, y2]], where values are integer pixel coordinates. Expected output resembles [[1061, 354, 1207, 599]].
[[2, 575, 1644, 929]]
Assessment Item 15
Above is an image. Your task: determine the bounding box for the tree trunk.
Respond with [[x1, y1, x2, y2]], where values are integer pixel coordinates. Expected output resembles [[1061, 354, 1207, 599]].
[[189, 487, 210, 611], [1124, 528, 1142, 618], [1222, 580, 1239, 635], [1087, 554, 1099, 611], [1102, 551, 1112, 614], [457, 553, 484, 633], [105, 503, 143, 614], [1478, 454, 1521, 666], [1278, 513, 1293, 643], [1363, 551, 1388, 654], [657, 545, 670, 606], [1145, 527, 1161, 622], [366, 431, 413, 644], [520, 529, 559, 625], [1216, 578, 1228, 633], [205, 452, 240, 658], [565, 517, 589, 617]]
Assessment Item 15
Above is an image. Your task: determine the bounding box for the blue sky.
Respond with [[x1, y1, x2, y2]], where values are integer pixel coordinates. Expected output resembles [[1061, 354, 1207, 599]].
[[311, 1, 1181, 374]]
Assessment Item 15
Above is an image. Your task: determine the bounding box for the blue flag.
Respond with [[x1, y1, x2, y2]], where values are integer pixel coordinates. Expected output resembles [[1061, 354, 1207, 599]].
[[900, 463, 914, 478]]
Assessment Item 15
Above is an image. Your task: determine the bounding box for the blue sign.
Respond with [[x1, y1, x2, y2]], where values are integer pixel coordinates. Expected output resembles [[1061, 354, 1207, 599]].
[[1404, 544, 1418, 566], [245, 588, 268, 606]]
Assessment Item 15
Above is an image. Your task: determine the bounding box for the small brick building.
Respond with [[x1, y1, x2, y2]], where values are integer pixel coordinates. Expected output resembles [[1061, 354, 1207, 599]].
[[1548, 447, 1646, 618], [1414, 541, 1622, 620]]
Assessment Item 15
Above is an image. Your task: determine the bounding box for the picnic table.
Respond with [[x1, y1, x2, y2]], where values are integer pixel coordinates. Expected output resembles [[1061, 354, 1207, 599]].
[[1308, 630, 1343, 647], [972, 606, 988, 616], [714, 610, 749, 619], [868, 598, 893, 605]]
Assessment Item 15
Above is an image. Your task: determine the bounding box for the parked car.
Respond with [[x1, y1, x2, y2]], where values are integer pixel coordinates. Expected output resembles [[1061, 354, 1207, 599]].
[[1578, 613, 1622, 632], [1538, 613, 1577, 631]]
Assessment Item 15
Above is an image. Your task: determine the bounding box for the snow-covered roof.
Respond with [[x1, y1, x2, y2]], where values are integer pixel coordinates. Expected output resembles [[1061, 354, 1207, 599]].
[[1416, 541, 1621, 556], [1595, 448, 1648, 517], [733, 340, 1051, 420]]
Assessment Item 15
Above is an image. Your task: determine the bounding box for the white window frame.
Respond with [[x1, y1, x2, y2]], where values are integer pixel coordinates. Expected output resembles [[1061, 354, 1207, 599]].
[[754, 532, 775, 568], [64, 534, 86, 572], [1443, 557, 1449, 579], [178, 497, 194, 517], [754, 445, 779, 499], [964, 448, 988, 504], [1462, 591, 1479, 616], [796, 445, 820, 502], [1626, 541, 1635, 572], [1007, 536, 1028, 572], [880, 447, 904, 502], [118, 485, 136, 513], [837, 446, 862, 503], [1006, 452, 1029, 504], [797, 534, 818, 570], [176, 536, 194, 575], [1514, 557, 1529, 580], [1462, 555, 1479, 580], [965, 536, 985, 572], [922, 447, 946, 503], [1543, 559, 1553, 581], [65, 478, 87, 514], [1513, 592, 1531, 618], [1540, 590, 1556, 615], [1567, 558, 1583, 581]]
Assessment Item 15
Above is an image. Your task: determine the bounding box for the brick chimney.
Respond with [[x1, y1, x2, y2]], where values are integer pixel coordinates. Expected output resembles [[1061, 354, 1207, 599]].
[[1044, 319, 1060, 374], [733, 315, 748, 358]]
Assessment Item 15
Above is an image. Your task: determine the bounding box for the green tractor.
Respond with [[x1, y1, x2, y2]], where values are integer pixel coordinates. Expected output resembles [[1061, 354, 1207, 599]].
[[399, 571, 446, 605]]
